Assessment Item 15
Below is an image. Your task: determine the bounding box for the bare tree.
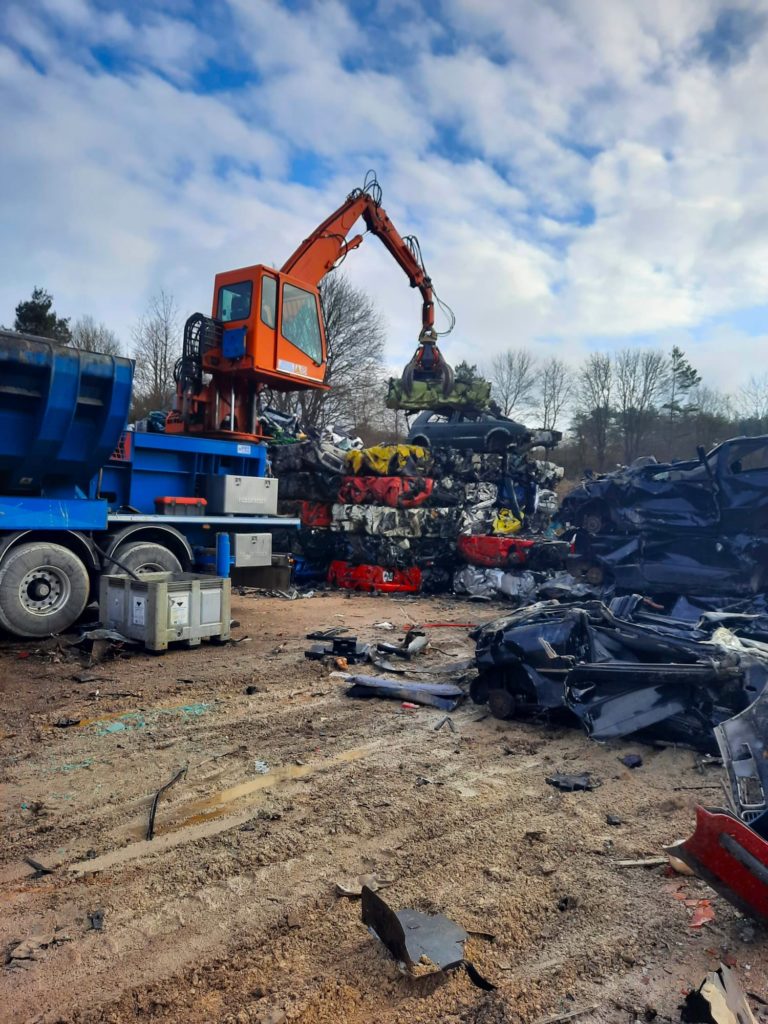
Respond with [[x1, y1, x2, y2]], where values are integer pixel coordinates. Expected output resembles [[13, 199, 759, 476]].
[[738, 373, 768, 422], [269, 273, 386, 435], [574, 353, 613, 471], [131, 291, 180, 416], [71, 314, 121, 356], [536, 356, 573, 431], [613, 348, 669, 462], [488, 349, 538, 417]]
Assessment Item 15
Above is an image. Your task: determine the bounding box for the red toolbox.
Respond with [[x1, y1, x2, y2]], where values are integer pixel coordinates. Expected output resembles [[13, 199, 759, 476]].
[[327, 561, 422, 593], [154, 496, 207, 517]]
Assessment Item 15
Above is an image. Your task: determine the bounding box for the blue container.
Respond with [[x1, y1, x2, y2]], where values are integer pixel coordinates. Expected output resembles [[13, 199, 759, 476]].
[[0, 331, 134, 498], [95, 431, 268, 513]]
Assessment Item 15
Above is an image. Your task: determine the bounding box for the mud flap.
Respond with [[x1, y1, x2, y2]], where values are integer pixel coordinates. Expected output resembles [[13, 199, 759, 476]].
[[666, 806, 768, 922]]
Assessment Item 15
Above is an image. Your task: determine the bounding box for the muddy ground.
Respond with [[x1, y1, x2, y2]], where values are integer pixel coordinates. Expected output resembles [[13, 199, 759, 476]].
[[1, 592, 766, 1024]]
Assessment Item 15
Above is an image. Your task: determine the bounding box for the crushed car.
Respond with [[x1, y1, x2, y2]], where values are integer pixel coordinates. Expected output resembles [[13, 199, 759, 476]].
[[561, 435, 768, 537], [562, 436, 768, 597], [469, 596, 768, 746]]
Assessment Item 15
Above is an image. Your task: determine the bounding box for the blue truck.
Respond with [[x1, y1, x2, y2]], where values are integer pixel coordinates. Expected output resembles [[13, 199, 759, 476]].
[[0, 331, 294, 637]]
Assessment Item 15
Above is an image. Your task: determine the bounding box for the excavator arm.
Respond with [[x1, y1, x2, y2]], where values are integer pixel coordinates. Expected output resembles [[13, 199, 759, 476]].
[[281, 177, 453, 390], [282, 190, 435, 337], [171, 175, 453, 443]]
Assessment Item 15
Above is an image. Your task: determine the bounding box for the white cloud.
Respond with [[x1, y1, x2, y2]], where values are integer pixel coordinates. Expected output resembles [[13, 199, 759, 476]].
[[1, 0, 768, 403]]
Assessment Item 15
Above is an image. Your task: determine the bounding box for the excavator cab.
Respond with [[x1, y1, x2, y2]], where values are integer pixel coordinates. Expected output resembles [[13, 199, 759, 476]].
[[212, 265, 328, 389], [169, 265, 329, 440]]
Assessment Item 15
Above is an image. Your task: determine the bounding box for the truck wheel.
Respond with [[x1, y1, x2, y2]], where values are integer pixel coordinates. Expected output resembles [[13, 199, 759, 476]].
[[112, 543, 183, 576], [0, 542, 90, 637]]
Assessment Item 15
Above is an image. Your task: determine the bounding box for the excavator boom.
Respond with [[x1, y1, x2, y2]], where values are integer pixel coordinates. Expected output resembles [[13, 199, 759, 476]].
[[281, 190, 436, 335]]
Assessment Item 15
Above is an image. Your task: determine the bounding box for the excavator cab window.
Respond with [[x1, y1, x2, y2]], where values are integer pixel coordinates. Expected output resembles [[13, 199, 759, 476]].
[[281, 282, 322, 363], [218, 281, 252, 323], [261, 275, 277, 328]]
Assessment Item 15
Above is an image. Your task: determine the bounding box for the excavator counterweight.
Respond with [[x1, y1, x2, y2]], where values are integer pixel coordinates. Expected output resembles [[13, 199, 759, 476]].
[[170, 174, 454, 441]]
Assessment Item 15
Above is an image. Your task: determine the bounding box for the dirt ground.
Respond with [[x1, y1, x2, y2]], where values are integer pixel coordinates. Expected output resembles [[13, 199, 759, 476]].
[[1, 592, 767, 1024]]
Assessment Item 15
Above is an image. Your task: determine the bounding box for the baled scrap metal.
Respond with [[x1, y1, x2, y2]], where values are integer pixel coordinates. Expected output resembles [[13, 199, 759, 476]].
[[269, 432, 565, 593], [346, 443, 432, 477], [337, 475, 437, 508], [385, 376, 492, 413], [270, 439, 347, 476], [328, 561, 422, 593], [278, 470, 342, 502], [431, 449, 505, 483], [330, 505, 462, 539]]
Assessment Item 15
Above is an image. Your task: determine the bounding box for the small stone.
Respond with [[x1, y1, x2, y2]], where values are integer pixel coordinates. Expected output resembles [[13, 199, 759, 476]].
[[606, 814, 623, 826], [286, 912, 302, 929], [260, 1010, 286, 1024]]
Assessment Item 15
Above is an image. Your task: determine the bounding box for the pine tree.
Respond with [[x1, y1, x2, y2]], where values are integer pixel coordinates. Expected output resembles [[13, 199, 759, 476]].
[[13, 287, 72, 344], [664, 346, 701, 417]]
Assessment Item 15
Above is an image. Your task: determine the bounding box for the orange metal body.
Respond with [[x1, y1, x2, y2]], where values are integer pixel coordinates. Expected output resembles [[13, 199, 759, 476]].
[[171, 183, 440, 441]]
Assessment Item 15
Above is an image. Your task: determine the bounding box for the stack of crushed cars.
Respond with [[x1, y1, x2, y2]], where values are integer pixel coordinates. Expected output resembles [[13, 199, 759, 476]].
[[470, 594, 768, 922], [270, 439, 569, 596], [561, 434, 768, 599]]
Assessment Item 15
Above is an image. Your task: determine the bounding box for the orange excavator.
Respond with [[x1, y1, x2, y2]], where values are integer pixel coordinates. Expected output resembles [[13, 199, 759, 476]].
[[169, 173, 454, 442]]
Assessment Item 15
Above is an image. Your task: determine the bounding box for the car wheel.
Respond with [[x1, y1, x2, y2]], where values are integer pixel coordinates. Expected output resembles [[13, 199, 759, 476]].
[[410, 435, 429, 449], [488, 688, 517, 720], [581, 508, 606, 534], [486, 431, 509, 454]]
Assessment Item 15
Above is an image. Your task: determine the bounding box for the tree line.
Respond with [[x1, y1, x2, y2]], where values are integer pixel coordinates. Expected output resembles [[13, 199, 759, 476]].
[[9, 285, 764, 469], [486, 344, 768, 474]]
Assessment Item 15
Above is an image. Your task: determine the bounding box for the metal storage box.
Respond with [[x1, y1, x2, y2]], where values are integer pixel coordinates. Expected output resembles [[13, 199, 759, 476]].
[[232, 532, 272, 567], [205, 475, 278, 515], [99, 572, 231, 652]]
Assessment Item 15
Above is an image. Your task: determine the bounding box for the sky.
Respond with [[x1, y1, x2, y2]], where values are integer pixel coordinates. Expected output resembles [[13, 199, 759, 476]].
[[1, 0, 768, 393]]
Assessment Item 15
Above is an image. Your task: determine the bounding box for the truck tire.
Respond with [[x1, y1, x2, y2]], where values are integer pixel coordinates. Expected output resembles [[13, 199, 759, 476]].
[[0, 542, 90, 637], [112, 542, 183, 576]]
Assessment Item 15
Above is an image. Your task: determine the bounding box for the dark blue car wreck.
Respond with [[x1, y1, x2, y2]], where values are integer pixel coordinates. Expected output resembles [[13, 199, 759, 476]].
[[560, 435, 768, 596]]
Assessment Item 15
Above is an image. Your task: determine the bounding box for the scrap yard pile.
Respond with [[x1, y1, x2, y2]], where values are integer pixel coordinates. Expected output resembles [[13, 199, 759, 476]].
[[271, 436, 567, 595], [467, 583, 768, 926]]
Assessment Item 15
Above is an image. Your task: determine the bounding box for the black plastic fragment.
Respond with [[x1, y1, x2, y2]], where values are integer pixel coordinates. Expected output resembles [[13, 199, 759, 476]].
[[146, 767, 187, 841], [361, 886, 494, 990], [346, 675, 463, 711], [546, 772, 595, 792], [88, 909, 105, 931], [619, 754, 643, 769], [24, 856, 54, 877]]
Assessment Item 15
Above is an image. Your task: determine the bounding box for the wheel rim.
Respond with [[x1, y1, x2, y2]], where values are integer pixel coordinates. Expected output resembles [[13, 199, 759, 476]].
[[134, 561, 165, 575], [583, 513, 603, 534], [19, 565, 72, 617]]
